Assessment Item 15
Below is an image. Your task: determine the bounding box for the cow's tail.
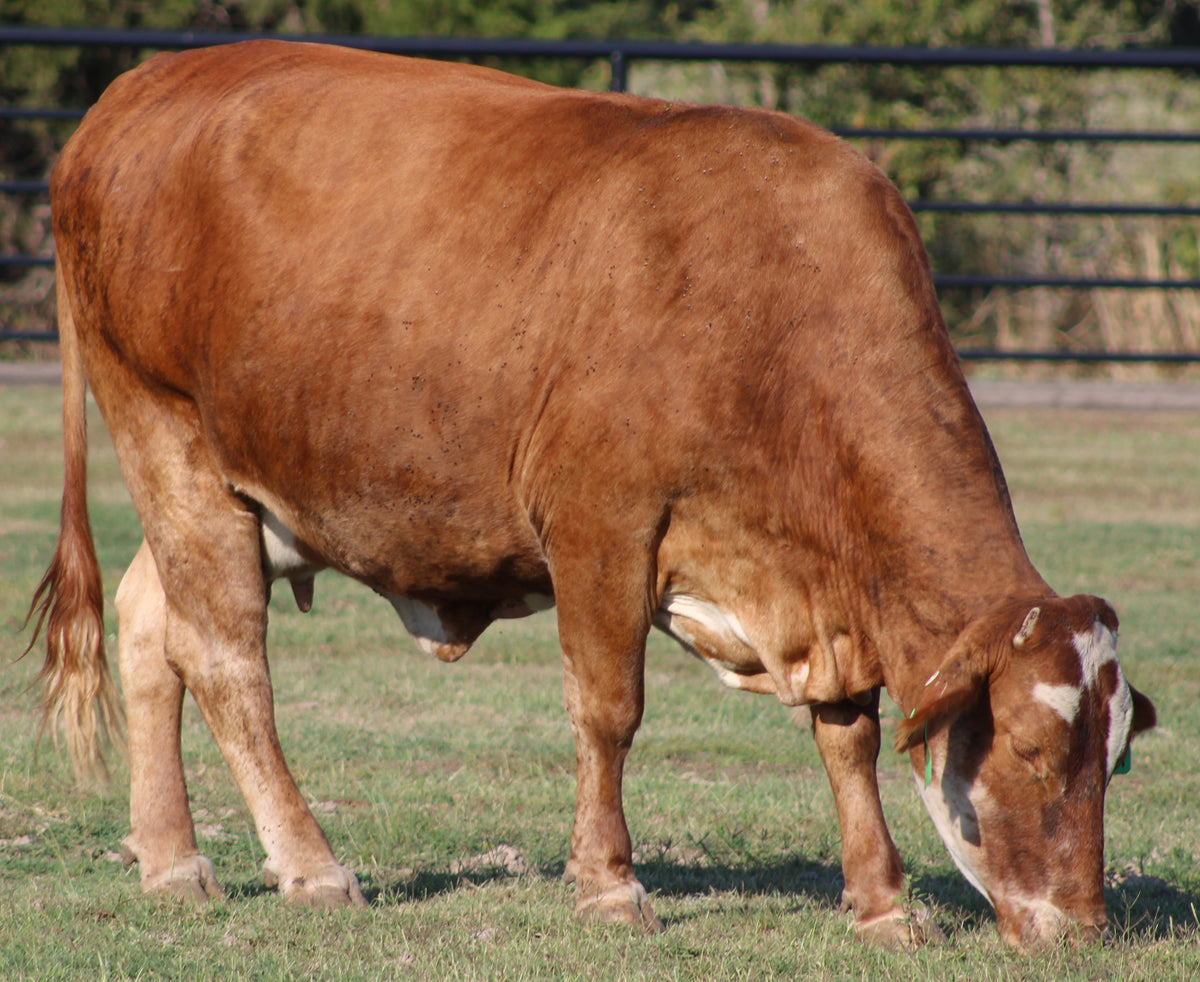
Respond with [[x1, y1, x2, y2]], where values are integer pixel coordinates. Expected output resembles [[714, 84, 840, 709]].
[[23, 258, 125, 784]]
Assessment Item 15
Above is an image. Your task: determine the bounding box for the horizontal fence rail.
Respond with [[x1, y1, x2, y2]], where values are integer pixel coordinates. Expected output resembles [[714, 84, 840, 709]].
[[5, 25, 1200, 69], [2, 26, 1198, 362]]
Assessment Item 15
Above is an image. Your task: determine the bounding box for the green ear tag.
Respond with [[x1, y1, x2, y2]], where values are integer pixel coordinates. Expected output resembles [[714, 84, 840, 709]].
[[910, 709, 932, 787], [1114, 745, 1132, 775], [923, 722, 932, 788]]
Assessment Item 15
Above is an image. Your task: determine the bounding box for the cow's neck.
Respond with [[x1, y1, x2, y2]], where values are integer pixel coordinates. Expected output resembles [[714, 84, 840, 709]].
[[827, 399, 1049, 714], [770, 362, 1050, 713]]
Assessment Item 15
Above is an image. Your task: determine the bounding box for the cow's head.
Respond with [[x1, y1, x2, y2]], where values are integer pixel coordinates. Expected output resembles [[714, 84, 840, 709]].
[[895, 595, 1155, 949]]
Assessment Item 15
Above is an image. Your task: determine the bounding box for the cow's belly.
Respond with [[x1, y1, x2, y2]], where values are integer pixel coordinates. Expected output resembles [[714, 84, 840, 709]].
[[257, 498, 554, 659], [263, 504, 757, 682], [263, 507, 856, 707]]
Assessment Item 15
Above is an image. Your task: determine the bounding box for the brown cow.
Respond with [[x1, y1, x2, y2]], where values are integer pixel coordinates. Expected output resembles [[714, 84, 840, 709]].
[[29, 40, 1154, 949]]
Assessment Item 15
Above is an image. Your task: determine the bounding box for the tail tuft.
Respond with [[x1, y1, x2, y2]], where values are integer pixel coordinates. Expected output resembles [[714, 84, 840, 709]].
[[25, 520, 126, 785]]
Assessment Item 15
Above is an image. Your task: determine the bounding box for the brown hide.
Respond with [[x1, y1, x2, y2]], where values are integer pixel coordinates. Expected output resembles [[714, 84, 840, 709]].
[[36, 40, 1153, 946], [55, 42, 1037, 674]]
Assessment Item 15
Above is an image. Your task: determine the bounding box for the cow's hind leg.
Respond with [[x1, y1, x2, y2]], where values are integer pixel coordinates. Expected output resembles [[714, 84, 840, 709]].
[[101, 386, 363, 908], [117, 540, 223, 902], [159, 503, 363, 908], [811, 693, 943, 948]]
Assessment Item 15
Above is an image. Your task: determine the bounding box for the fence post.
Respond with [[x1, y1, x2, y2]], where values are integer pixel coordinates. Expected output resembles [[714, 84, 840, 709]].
[[608, 49, 627, 92]]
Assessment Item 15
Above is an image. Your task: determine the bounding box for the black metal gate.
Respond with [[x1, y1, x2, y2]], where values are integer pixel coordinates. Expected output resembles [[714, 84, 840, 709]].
[[2, 26, 1198, 363]]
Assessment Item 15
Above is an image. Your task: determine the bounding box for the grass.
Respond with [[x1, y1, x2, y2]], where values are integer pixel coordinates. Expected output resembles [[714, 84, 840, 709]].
[[1, 383, 1198, 980]]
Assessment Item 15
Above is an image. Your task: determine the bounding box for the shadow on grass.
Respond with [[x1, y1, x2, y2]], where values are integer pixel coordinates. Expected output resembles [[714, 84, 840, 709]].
[[904, 870, 1200, 943], [337, 854, 845, 907], [308, 857, 1200, 944], [637, 854, 842, 907], [1104, 875, 1200, 943], [329, 855, 847, 914], [872, 869, 1200, 943]]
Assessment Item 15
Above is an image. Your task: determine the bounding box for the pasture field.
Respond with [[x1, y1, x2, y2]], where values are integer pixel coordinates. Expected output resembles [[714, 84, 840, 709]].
[[0, 384, 1198, 981]]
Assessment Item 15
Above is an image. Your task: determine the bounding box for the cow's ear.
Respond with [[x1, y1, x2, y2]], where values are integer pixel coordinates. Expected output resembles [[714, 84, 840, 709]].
[[891, 609, 1013, 754], [893, 652, 990, 753], [1129, 684, 1157, 738]]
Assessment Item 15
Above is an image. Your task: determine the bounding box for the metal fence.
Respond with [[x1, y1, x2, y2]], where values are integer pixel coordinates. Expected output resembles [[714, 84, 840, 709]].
[[2, 25, 1199, 361]]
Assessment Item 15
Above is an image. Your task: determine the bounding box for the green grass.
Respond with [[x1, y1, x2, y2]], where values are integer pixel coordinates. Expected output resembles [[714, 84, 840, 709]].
[[2, 385, 1198, 980]]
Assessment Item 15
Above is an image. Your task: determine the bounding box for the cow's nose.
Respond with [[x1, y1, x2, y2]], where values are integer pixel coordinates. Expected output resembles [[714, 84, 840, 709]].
[[1073, 909, 1108, 944], [1061, 901, 1108, 945], [997, 902, 1107, 950]]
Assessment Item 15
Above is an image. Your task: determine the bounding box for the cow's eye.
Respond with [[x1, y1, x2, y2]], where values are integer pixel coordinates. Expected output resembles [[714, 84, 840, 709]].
[[1010, 739, 1045, 776]]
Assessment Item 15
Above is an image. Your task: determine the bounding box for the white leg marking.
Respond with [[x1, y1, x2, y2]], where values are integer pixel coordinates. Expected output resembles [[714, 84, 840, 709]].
[[1032, 682, 1082, 725]]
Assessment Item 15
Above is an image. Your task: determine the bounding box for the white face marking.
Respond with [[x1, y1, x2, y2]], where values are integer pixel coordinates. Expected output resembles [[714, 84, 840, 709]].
[[1073, 622, 1133, 775], [916, 763, 992, 905], [1073, 624, 1117, 688], [1032, 682, 1082, 725], [917, 614, 1136, 933], [1106, 666, 1134, 775]]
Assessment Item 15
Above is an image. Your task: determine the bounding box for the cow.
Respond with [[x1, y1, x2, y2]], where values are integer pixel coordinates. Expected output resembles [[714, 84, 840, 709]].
[[28, 40, 1154, 950]]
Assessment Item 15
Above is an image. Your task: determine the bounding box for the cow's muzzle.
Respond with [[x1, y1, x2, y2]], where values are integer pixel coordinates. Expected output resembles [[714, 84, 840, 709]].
[[996, 900, 1107, 950]]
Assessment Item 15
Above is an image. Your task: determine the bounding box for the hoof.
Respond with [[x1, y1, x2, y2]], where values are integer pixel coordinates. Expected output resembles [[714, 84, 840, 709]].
[[854, 902, 945, 950], [263, 860, 366, 908], [122, 838, 225, 903], [575, 882, 664, 934]]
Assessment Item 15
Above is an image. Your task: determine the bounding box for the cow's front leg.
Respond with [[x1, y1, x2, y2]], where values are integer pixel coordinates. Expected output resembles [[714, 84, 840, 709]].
[[553, 546, 662, 932], [559, 650, 662, 932], [116, 541, 223, 902], [810, 692, 942, 948]]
